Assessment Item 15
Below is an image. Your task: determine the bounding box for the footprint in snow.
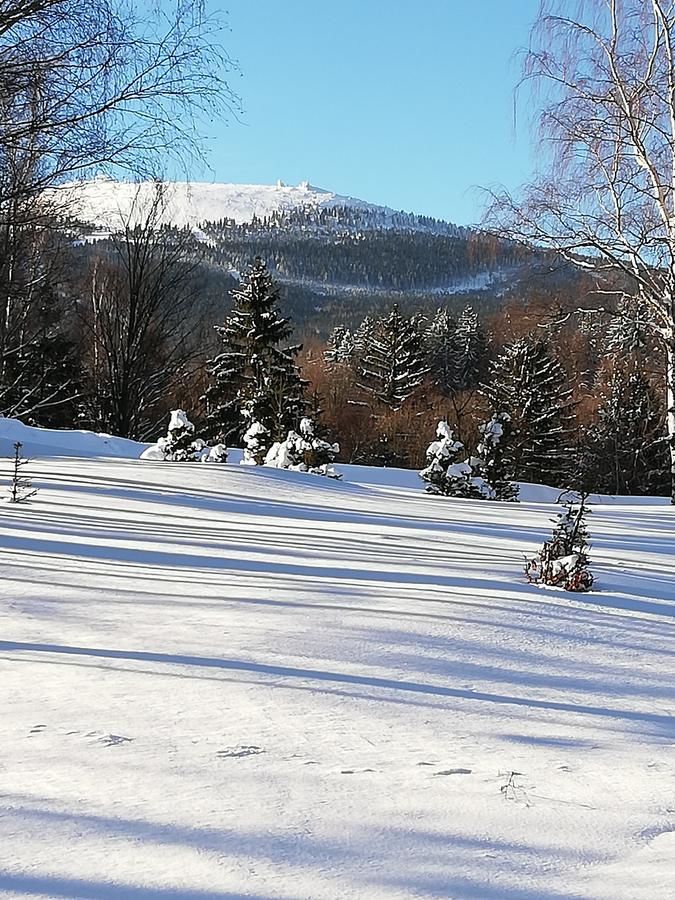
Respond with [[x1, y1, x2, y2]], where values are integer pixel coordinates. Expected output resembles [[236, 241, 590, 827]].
[[98, 734, 133, 747], [340, 768, 375, 775], [433, 768, 472, 776], [28, 724, 46, 735], [81, 731, 133, 747], [217, 745, 264, 759]]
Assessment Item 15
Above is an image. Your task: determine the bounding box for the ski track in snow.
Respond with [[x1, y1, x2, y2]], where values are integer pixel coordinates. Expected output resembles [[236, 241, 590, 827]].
[[1, 436, 675, 899]]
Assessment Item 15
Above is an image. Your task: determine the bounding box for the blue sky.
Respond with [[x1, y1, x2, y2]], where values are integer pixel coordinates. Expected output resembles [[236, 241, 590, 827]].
[[202, 1, 540, 225]]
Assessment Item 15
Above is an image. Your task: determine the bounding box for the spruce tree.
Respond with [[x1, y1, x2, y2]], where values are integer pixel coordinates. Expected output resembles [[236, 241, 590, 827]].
[[351, 316, 375, 368], [204, 258, 306, 445], [475, 412, 519, 501], [324, 325, 354, 366], [427, 307, 458, 395], [581, 362, 666, 495], [451, 304, 487, 391], [265, 417, 340, 477], [8, 442, 37, 503], [525, 492, 593, 592], [483, 338, 576, 487], [357, 304, 429, 410], [420, 420, 482, 498]]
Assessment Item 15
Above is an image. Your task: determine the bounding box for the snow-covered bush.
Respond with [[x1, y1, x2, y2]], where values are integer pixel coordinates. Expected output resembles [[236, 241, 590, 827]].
[[525, 492, 593, 591], [475, 412, 519, 501], [241, 419, 270, 466], [141, 410, 227, 463], [265, 417, 340, 477], [420, 420, 483, 498]]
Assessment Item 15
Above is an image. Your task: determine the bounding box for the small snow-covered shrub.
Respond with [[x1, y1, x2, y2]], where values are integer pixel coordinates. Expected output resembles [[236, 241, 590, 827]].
[[265, 417, 340, 477], [241, 419, 270, 466], [525, 492, 593, 592], [420, 420, 483, 498], [141, 410, 227, 463]]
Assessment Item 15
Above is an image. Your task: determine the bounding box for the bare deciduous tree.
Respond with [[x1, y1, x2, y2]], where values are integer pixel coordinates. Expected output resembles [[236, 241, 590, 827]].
[[486, 0, 675, 502], [80, 183, 203, 439], [0, 0, 237, 426], [0, 0, 238, 199]]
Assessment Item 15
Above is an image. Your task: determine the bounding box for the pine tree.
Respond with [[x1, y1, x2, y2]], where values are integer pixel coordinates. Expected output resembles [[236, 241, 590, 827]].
[[204, 258, 306, 445], [265, 417, 340, 477], [242, 418, 271, 466], [451, 304, 487, 391], [351, 316, 375, 367], [145, 410, 227, 462], [427, 307, 458, 395], [357, 304, 429, 410], [475, 412, 519, 501], [525, 492, 593, 592], [483, 338, 576, 486], [420, 420, 482, 498], [324, 325, 354, 366], [581, 362, 666, 495]]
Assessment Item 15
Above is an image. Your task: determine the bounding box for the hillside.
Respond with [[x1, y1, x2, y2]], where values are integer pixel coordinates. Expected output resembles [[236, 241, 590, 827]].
[[58, 179, 530, 324], [1, 422, 674, 899]]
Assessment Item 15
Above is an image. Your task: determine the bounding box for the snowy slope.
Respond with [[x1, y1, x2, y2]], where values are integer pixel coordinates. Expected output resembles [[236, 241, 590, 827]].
[[1, 437, 675, 898], [52, 177, 402, 230], [0, 416, 146, 460]]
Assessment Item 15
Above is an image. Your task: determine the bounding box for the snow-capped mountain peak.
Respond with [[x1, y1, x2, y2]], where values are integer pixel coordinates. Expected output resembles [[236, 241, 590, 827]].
[[54, 177, 400, 229]]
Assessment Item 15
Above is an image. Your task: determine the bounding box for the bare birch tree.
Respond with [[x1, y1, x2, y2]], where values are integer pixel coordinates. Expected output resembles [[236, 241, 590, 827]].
[[0, 0, 237, 198], [486, 0, 675, 502]]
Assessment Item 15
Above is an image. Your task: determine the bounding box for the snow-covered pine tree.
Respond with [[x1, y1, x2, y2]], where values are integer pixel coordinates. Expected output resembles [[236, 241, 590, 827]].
[[420, 420, 482, 498], [241, 418, 271, 466], [525, 492, 593, 592], [427, 307, 458, 395], [483, 338, 576, 486], [265, 417, 340, 477], [145, 410, 227, 462], [581, 362, 666, 495], [475, 412, 519, 501], [160, 409, 201, 461], [451, 304, 487, 391], [204, 258, 306, 445], [324, 325, 354, 366], [351, 316, 375, 368], [357, 304, 429, 409]]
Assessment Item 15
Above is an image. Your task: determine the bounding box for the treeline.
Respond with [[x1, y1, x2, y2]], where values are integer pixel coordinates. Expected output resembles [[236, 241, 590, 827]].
[[199, 208, 527, 294], [301, 290, 669, 496]]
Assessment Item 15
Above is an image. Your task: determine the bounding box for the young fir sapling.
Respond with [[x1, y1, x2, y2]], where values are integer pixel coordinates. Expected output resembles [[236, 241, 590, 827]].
[[525, 491, 593, 592], [8, 442, 37, 503]]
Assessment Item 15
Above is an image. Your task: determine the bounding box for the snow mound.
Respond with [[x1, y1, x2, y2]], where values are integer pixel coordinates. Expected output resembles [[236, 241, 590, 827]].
[[0, 416, 145, 460]]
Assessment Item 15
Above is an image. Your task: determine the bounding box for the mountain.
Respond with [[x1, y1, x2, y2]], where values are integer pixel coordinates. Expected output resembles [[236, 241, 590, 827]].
[[59, 178, 534, 334], [56, 176, 460, 233]]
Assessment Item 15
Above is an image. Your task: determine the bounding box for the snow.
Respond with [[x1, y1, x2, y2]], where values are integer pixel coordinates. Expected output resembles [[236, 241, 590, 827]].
[[2, 420, 675, 898], [0, 415, 146, 460], [50, 178, 400, 231]]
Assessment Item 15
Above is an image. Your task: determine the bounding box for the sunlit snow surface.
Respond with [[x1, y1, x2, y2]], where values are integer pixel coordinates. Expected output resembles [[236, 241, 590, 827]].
[[48, 178, 396, 231], [1, 422, 675, 899]]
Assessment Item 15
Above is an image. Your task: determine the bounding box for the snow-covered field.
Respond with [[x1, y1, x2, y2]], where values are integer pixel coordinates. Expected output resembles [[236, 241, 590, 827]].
[[2, 424, 675, 899]]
